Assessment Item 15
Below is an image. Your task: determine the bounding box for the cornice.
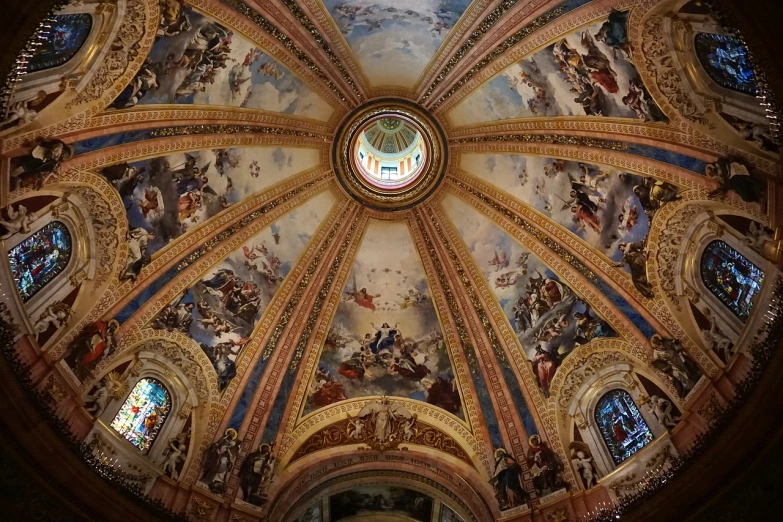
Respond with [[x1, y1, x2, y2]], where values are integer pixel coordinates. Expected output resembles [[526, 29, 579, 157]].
[[447, 119, 780, 175]]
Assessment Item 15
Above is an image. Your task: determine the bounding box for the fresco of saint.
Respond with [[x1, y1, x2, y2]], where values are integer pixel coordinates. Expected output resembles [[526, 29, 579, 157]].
[[99, 146, 320, 259], [150, 191, 335, 391], [443, 196, 616, 396], [112, 5, 333, 121], [448, 11, 668, 126]]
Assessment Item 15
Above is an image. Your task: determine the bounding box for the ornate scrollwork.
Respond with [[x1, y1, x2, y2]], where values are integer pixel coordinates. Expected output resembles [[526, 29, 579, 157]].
[[67, 0, 153, 108], [291, 398, 472, 466], [640, 16, 711, 127], [656, 204, 703, 308]]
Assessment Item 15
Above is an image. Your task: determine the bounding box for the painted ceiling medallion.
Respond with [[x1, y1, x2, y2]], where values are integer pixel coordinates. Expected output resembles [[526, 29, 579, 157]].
[[332, 99, 448, 211]]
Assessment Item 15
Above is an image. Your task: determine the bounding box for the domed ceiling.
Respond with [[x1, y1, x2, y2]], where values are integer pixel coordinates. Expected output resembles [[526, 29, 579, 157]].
[[0, 0, 781, 521]]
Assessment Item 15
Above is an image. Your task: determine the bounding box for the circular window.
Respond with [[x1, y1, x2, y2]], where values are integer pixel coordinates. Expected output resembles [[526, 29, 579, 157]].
[[354, 115, 428, 190], [332, 99, 448, 211]]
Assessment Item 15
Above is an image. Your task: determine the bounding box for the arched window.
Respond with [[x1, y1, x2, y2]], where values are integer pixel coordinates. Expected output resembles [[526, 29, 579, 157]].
[[28, 14, 93, 73], [594, 390, 654, 465], [695, 33, 757, 95], [700, 240, 764, 321], [110, 378, 171, 454], [8, 221, 72, 302]]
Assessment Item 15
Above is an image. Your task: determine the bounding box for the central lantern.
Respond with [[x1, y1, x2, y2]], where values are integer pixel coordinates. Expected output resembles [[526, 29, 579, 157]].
[[332, 99, 449, 211]]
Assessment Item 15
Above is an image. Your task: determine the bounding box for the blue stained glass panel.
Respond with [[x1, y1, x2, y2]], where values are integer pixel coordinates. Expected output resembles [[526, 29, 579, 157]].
[[595, 389, 654, 465], [700, 240, 764, 321], [28, 14, 93, 73], [695, 32, 757, 95], [110, 378, 170, 454], [8, 221, 72, 302]]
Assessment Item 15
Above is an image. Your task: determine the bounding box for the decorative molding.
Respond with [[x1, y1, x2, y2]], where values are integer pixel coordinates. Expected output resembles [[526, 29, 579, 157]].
[[430, 5, 567, 110], [419, 0, 522, 102], [450, 133, 629, 152], [149, 124, 329, 141], [290, 408, 473, 467], [276, 0, 364, 103], [447, 119, 779, 174], [275, 470, 481, 522], [66, 0, 156, 109], [332, 100, 448, 211], [639, 14, 711, 127]]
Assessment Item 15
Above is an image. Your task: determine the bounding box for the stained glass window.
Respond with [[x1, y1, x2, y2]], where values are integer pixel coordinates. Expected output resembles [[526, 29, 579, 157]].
[[8, 221, 72, 302], [594, 389, 654, 465], [28, 14, 93, 73], [695, 33, 757, 95], [701, 240, 764, 321], [110, 378, 170, 454]]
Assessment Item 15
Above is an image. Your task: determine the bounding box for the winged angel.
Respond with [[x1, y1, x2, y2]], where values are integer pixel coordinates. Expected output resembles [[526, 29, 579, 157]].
[[357, 397, 414, 443]]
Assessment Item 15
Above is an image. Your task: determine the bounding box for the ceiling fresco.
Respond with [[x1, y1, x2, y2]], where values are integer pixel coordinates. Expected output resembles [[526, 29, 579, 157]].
[[305, 220, 463, 418], [119, 3, 334, 120], [447, 10, 667, 126], [0, 1, 781, 522], [323, 0, 473, 89]]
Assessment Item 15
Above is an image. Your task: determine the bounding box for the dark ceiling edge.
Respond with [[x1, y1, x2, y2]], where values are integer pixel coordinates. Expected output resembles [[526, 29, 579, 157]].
[[0, 0, 65, 110], [0, 325, 187, 522]]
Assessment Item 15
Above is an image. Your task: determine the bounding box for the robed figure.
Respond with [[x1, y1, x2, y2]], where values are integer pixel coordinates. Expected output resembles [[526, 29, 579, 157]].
[[201, 429, 239, 494], [490, 448, 530, 510]]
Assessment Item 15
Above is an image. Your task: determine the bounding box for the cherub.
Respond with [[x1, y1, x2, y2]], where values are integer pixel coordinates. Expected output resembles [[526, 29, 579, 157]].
[[489, 250, 509, 270], [33, 302, 73, 334], [0, 204, 37, 239], [347, 416, 364, 439]]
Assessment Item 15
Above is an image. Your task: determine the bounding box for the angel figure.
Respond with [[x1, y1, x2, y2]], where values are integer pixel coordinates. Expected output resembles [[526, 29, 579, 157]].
[[138, 186, 165, 221], [84, 381, 110, 418], [1, 90, 48, 128], [347, 416, 364, 439], [358, 397, 411, 442], [0, 204, 37, 239], [121, 227, 155, 281], [162, 439, 187, 480], [33, 302, 73, 334], [617, 198, 640, 233], [401, 415, 417, 442], [198, 314, 236, 335], [701, 309, 733, 361], [495, 271, 520, 289], [258, 61, 284, 80], [744, 221, 775, 254], [648, 395, 679, 428], [571, 449, 598, 488], [489, 250, 509, 270]]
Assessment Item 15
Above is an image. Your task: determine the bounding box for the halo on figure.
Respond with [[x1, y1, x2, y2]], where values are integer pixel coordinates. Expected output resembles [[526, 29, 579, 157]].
[[529, 434, 541, 447]]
